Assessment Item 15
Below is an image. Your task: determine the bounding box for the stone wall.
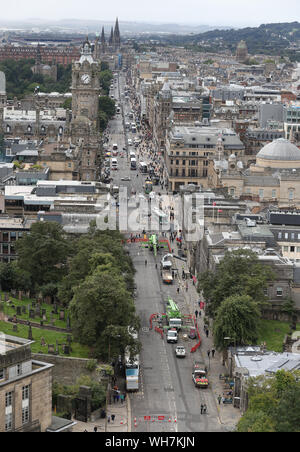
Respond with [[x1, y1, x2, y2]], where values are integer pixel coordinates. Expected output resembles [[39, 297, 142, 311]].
[[32, 354, 100, 386]]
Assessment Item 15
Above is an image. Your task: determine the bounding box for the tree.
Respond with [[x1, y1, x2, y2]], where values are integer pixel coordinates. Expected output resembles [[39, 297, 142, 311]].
[[15, 222, 71, 290], [237, 371, 300, 432], [69, 266, 140, 360], [213, 294, 261, 351], [198, 249, 274, 318]]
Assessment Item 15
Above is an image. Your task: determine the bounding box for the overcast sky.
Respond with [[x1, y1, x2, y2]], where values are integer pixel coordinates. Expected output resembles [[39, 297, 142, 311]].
[[2, 0, 300, 27]]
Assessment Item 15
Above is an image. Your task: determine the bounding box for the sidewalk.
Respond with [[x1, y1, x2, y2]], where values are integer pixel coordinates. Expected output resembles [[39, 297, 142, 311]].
[[70, 399, 130, 433], [172, 238, 241, 431]]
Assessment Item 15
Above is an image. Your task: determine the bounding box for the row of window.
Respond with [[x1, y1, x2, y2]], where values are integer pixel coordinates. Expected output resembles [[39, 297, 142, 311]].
[[5, 386, 30, 431], [170, 159, 209, 167], [170, 169, 208, 178], [277, 232, 300, 241]]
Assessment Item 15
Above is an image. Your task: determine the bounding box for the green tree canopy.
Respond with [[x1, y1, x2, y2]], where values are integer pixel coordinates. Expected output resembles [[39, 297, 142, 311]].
[[198, 249, 274, 318], [213, 294, 261, 350], [15, 222, 71, 289], [237, 370, 300, 432]]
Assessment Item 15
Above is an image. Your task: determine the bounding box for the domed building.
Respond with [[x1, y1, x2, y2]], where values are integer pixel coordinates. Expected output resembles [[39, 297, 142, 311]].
[[211, 138, 300, 208], [256, 139, 300, 169]]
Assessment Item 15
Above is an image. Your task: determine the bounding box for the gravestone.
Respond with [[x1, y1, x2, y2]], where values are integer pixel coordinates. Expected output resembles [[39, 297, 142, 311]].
[[22, 306, 27, 315], [18, 291, 22, 301], [63, 344, 70, 355], [28, 326, 33, 341], [48, 344, 55, 354], [41, 337, 46, 347], [16, 306, 22, 316], [53, 304, 58, 315], [66, 315, 71, 329], [59, 310, 65, 321], [42, 309, 47, 317], [13, 324, 18, 333], [29, 310, 35, 319], [42, 314, 47, 322]]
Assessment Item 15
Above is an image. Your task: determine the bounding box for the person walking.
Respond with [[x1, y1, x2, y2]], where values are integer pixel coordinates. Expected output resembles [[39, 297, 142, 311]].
[[203, 404, 207, 414], [120, 393, 125, 404], [195, 310, 199, 319], [206, 329, 209, 338], [200, 404, 204, 415], [207, 350, 211, 359], [212, 349, 216, 358], [217, 395, 222, 405]]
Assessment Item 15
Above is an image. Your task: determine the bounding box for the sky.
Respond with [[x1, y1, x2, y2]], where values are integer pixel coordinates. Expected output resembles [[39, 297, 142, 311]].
[[1, 0, 300, 27]]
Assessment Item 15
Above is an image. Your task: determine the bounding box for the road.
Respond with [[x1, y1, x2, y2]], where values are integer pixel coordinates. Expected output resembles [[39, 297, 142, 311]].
[[105, 71, 225, 432]]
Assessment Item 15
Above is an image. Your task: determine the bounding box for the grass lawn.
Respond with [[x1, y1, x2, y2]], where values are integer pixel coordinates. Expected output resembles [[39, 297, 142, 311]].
[[0, 292, 69, 329], [257, 319, 300, 352], [0, 321, 90, 359]]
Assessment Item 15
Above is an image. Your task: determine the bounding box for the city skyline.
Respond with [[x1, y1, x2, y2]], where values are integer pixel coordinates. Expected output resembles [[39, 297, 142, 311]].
[[1, 0, 300, 28]]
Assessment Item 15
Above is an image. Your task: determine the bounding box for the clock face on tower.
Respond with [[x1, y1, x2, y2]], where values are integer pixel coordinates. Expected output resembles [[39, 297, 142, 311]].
[[81, 74, 91, 85]]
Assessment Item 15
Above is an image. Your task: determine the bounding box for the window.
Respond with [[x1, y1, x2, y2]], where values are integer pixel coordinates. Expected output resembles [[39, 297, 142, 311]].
[[259, 189, 264, 199], [0, 368, 4, 380], [5, 413, 12, 432], [22, 385, 29, 401], [277, 287, 283, 297], [289, 190, 294, 201], [285, 233, 289, 240], [278, 232, 282, 240], [17, 364, 22, 376], [283, 246, 289, 252], [291, 246, 295, 253], [297, 247, 300, 253], [272, 189, 277, 199]]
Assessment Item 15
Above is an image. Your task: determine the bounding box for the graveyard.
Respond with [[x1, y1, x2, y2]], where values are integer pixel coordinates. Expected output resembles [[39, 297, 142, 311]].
[[0, 292, 90, 358]]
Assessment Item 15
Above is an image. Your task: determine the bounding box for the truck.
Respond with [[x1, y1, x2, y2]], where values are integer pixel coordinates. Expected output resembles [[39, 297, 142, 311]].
[[192, 361, 209, 389], [126, 368, 139, 391], [161, 255, 174, 285]]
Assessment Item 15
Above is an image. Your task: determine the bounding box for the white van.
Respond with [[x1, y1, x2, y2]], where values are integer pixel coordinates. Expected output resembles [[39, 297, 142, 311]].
[[111, 158, 118, 170]]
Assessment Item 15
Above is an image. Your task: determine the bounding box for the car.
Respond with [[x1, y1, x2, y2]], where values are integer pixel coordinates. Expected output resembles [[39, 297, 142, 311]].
[[167, 328, 178, 344], [121, 176, 131, 181], [175, 346, 186, 358]]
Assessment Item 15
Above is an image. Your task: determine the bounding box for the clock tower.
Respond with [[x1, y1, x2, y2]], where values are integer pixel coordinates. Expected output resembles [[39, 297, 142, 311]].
[[71, 37, 101, 127]]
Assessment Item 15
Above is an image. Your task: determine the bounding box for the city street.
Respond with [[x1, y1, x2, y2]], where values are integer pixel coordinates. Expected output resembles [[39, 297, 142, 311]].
[[104, 71, 239, 432]]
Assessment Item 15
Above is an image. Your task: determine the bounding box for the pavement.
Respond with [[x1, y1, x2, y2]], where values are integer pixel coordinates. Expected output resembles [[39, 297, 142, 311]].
[[171, 237, 241, 431]]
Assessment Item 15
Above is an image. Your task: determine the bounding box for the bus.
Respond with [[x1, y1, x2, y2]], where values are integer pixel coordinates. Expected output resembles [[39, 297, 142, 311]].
[[130, 158, 137, 170], [145, 179, 153, 195], [139, 162, 148, 174], [125, 328, 139, 391], [111, 158, 118, 170]]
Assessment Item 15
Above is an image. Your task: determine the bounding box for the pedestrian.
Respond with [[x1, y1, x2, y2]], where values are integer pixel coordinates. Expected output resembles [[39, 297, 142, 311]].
[[177, 287, 180, 294], [195, 310, 199, 318], [145, 259, 148, 266], [206, 329, 209, 338], [120, 393, 125, 404], [107, 415, 111, 423], [200, 404, 204, 415], [217, 395, 222, 405], [113, 394, 117, 403], [212, 349, 216, 358], [207, 350, 211, 358], [111, 414, 115, 423], [186, 282, 188, 292], [94, 426, 98, 432], [203, 404, 207, 414]]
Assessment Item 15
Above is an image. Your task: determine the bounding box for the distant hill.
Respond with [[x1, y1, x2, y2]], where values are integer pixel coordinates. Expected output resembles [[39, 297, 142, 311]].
[[159, 21, 300, 60]]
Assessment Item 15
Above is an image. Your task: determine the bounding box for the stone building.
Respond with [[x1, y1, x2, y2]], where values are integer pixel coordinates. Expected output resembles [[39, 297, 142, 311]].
[[165, 125, 244, 191], [236, 41, 248, 63], [210, 138, 300, 208], [0, 334, 53, 432]]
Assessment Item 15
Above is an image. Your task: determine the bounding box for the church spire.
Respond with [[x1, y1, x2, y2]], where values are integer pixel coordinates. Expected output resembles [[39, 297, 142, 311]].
[[109, 27, 114, 46], [114, 17, 121, 49]]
